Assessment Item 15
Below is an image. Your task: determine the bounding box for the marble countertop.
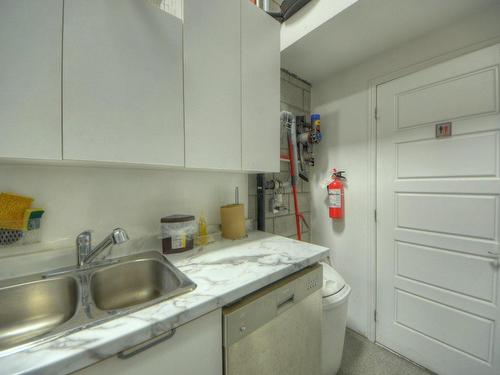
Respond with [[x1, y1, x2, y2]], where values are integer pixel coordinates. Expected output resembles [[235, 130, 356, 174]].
[[0, 231, 329, 375]]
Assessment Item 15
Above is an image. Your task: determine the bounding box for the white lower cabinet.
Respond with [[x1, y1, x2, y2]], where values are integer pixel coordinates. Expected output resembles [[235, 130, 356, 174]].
[[73, 309, 222, 375]]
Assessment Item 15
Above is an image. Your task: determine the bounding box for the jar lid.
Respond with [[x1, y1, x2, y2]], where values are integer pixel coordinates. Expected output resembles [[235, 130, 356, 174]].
[[161, 215, 195, 223]]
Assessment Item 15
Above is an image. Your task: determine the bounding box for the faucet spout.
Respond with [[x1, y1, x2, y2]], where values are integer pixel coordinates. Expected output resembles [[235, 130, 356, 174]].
[[76, 228, 129, 267]]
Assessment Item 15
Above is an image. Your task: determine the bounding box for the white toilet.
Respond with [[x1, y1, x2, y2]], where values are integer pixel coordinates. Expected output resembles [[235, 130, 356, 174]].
[[321, 262, 351, 375]]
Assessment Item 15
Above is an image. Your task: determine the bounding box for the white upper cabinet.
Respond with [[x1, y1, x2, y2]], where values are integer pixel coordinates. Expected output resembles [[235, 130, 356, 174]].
[[183, 0, 242, 170], [0, 0, 280, 171], [0, 0, 63, 160], [241, 1, 281, 173], [63, 0, 184, 166]]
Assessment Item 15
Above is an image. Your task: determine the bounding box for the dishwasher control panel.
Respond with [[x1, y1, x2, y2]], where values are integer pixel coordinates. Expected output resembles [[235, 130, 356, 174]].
[[306, 275, 320, 291]]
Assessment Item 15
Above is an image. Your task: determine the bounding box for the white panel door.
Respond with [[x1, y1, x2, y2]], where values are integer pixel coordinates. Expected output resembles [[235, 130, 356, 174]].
[[183, 0, 242, 170], [241, 1, 280, 173], [0, 0, 62, 160], [63, 0, 184, 166], [377, 44, 500, 375]]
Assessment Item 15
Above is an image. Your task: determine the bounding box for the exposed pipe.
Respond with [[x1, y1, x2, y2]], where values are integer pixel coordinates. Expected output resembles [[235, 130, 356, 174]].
[[256, 0, 269, 11], [281, 0, 312, 21], [255, 0, 312, 22]]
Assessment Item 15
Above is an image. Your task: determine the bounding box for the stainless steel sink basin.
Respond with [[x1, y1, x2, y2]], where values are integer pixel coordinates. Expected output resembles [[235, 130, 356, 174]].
[[0, 277, 79, 351], [0, 251, 195, 355], [91, 259, 182, 311]]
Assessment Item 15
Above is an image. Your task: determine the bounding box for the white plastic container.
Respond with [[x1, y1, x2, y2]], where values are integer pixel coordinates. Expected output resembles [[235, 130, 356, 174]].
[[321, 262, 351, 375]]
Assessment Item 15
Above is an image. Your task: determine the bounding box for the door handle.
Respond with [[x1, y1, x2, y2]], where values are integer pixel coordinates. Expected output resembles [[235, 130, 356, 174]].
[[117, 328, 176, 359], [488, 251, 500, 268]]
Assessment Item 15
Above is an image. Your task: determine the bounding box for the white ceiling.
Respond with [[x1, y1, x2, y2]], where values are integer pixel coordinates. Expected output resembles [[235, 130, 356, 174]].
[[281, 0, 499, 84]]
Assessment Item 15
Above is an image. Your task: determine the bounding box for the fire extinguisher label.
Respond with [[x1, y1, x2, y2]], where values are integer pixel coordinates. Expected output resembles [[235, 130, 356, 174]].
[[329, 189, 342, 208]]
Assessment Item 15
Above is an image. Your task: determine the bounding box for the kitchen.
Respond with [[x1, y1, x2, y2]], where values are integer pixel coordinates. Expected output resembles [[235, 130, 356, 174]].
[[1, 0, 500, 374]]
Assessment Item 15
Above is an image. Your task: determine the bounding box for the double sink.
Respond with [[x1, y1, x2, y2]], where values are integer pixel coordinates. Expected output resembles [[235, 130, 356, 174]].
[[0, 251, 196, 354]]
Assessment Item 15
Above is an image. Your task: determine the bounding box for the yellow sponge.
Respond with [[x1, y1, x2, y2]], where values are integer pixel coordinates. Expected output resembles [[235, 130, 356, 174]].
[[0, 193, 34, 230]]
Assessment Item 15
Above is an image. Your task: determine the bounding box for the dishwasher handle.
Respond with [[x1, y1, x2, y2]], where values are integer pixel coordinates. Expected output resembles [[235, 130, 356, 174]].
[[277, 291, 295, 313]]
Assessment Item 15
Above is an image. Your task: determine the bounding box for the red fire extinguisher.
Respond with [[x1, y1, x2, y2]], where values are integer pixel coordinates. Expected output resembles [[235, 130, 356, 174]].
[[327, 169, 346, 219]]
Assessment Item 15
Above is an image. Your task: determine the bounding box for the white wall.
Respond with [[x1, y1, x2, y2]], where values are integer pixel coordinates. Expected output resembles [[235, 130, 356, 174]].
[[310, 5, 500, 337], [0, 164, 247, 251]]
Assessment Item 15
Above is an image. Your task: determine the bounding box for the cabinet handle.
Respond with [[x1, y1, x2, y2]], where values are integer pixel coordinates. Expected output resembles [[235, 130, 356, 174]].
[[117, 328, 176, 359]]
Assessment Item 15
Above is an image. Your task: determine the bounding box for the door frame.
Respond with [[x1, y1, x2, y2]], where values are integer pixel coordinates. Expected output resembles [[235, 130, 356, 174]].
[[365, 36, 500, 342]]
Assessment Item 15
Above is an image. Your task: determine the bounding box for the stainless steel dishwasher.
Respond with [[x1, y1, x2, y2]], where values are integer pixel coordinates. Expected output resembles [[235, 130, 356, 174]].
[[223, 264, 323, 375]]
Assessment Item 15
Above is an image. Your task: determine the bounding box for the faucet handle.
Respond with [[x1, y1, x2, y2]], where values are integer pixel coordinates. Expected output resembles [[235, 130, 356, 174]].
[[77, 230, 92, 243], [76, 230, 92, 266]]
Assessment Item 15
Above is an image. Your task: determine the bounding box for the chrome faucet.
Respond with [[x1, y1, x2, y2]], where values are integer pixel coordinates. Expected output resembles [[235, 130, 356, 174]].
[[76, 228, 129, 267]]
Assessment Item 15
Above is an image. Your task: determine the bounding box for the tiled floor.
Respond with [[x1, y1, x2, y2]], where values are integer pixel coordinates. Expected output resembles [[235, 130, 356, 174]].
[[338, 330, 434, 375]]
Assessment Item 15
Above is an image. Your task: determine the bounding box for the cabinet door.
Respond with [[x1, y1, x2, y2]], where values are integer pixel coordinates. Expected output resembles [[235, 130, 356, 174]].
[[74, 309, 222, 375], [0, 0, 62, 160], [63, 0, 184, 166], [183, 0, 242, 170], [241, 2, 280, 173]]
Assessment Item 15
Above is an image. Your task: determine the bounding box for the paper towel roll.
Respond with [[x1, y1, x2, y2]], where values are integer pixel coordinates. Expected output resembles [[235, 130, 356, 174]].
[[220, 204, 246, 240]]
